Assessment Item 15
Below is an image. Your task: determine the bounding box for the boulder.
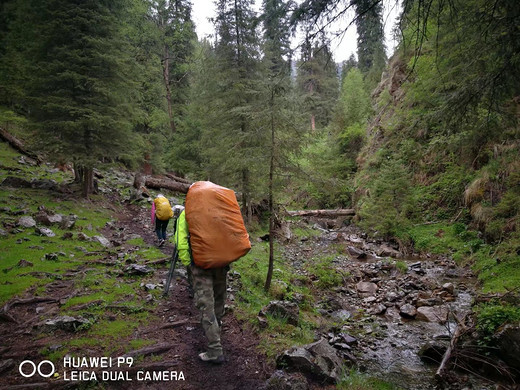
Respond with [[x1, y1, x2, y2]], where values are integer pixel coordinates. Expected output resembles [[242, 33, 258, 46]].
[[496, 323, 520, 370], [276, 338, 344, 383], [416, 306, 448, 323], [442, 282, 455, 295], [261, 301, 299, 326], [418, 341, 447, 364], [60, 215, 77, 229], [93, 235, 111, 248], [35, 227, 56, 237], [347, 246, 367, 259], [265, 370, 309, 390], [356, 281, 378, 297], [17, 216, 36, 228], [399, 303, 417, 318], [124, 264, 154, 275], [376, 244, 400, 258]]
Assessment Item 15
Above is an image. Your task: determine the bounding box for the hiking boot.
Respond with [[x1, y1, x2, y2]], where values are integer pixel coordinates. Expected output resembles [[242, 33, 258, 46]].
[[158, 239, 165, 247], [198, 352, 225, 364]]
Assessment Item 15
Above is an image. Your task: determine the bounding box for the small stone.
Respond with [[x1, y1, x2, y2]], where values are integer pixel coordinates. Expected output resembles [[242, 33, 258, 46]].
[[399, 303, 417, 318], [17, 216, 36, 228]]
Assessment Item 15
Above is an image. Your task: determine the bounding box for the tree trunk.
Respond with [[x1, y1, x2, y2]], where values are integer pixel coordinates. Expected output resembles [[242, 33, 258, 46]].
[[287, 209, 355, 217], [144, 176, 191, 193], [265, 89, 275, 292], [0, 127, 42, 163], [82, 167, 94, 198], [162, 45, 176, 133]]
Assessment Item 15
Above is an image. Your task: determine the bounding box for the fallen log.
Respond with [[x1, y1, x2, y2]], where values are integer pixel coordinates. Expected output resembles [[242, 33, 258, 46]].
[[165, 173, 192, 184], [144, 176, 191, 194], [287, 209, 355, 217], [0, 127, 42, 164]]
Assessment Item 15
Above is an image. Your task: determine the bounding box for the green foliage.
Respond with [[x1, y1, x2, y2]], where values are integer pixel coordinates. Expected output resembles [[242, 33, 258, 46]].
[[306, 254, 345, 289], [476, 303, 520, 342], [358, 159, 414, 237], [338, 368, 400, 390], [395, 261, 408, 274]]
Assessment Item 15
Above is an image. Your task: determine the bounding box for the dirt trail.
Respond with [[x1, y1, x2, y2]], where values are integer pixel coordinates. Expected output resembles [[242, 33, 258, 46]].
[[116, 203, 273, 390]]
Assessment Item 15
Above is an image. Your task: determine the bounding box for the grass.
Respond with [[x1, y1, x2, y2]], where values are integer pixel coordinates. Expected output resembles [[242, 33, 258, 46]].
[[337, 369, 402, 390], [405, 222, 520, 293]]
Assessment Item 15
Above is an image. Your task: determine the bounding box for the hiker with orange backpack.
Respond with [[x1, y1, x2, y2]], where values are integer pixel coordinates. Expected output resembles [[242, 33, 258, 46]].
[[173, 181, 251, 364], [151, 194, 173, 246]]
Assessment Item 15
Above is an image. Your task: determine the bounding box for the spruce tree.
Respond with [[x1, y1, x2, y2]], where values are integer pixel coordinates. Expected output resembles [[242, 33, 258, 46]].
[[296, 35, 339, 131], [352, 0, 386, 88], [26, 0, 140, 197], [202, 0, 262, 222]]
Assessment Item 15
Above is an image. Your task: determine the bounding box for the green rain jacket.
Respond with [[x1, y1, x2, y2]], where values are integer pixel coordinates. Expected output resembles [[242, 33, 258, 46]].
[[173, 210, 191, 266]]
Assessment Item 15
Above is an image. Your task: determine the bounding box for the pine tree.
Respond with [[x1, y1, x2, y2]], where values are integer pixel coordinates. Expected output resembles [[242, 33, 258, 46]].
[[26, 0, 140, 197], [352, 0, 387, 88], [149, 0, 196, 134], [260, 0, 301, 291], [201, 0, 262, 222], [296, 35, 339, 131]]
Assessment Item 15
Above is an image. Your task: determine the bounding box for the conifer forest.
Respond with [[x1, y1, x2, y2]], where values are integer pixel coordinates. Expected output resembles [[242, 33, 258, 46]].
[[0, 1, 519, 389]]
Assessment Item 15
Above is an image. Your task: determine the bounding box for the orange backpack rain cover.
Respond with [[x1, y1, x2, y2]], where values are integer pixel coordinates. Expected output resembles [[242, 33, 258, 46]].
[[185, 181, 251, 269]]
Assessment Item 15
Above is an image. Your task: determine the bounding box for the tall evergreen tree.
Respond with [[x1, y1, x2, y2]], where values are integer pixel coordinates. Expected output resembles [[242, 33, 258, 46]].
[[260, 0, 300, 290], [26, 0, 140, 197], [202, 0, 262, 222], [149, 0, 196, 134], [296, 35, 339, 131], [352, 0, 387, 88]]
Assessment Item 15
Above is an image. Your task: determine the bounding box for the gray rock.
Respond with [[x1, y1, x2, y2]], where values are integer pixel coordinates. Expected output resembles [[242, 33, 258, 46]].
[[77, 232, 91, 241], [0, 228, 7, 237], [399, 303, 417, 318], [347, 246, 367, 259], [377, 244, 400, 258], [35, 227, 56, 237], [17, 259, 33, 267], [93, 235, 111, 248], [261, 301, 299, 326], [356, 281, 378, 296], [330, 309, 352, 321], [418, 341, 447, 364], [416, 306, 448, 323], [265, 370, 309, 390], [17, 216, 36, 228], [276, 338, 344, 383], [370, 303, 387, 315], [41, 316, 90, 332], [60, 215, 77, 229], [124, 264, 154, 275], [35, 211, 62, 226], [442, 282, 455, 295], [496, 323, 520, 370]]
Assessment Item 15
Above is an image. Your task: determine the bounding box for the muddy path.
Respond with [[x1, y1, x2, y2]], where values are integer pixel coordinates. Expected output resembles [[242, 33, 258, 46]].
[[114, 202, 274, 390]]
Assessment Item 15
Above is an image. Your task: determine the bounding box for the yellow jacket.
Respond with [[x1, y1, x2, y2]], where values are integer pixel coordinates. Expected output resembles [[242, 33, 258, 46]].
[[173, 210, 191, 266]]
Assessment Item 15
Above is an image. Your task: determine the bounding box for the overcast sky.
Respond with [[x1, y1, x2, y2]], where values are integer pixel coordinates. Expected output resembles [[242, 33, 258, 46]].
[[191, 0, 401, 63]]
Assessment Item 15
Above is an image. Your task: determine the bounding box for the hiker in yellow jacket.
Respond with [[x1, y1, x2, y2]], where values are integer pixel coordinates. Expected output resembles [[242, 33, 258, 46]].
[[151, 194, 173, 246], [173, 210, 227, 364]]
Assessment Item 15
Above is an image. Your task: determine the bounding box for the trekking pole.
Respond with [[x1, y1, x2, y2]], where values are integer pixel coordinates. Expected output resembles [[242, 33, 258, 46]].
[[163, 246, 179, 297]]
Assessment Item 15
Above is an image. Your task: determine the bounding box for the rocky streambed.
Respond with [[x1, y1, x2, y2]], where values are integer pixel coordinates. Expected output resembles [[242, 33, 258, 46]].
[[278, 221, 497, 390]]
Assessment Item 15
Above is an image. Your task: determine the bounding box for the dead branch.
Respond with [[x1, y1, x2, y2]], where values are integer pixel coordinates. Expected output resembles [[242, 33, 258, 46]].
[[435, 314, 469, 381]]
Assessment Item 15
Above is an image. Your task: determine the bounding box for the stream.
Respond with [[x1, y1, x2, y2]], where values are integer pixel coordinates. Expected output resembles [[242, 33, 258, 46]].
[[286, 221, 492, 390]]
